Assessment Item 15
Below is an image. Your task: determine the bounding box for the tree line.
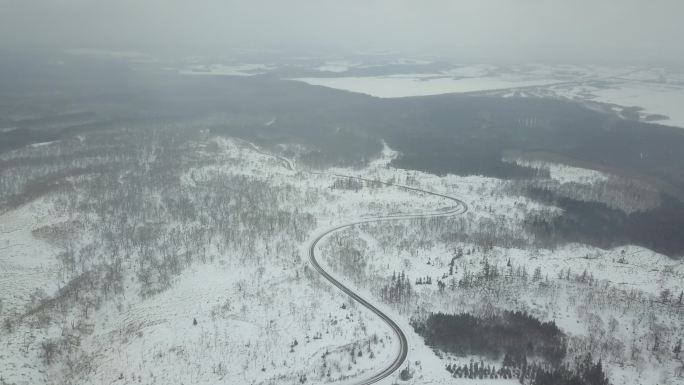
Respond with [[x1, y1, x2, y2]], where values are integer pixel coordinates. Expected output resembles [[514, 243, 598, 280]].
[[411, 310, 566, 364]]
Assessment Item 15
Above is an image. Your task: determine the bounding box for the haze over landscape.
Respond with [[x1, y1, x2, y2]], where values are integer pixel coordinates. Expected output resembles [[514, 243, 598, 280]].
[[3, 0, 684, 64], [1, 2, 683, 385]]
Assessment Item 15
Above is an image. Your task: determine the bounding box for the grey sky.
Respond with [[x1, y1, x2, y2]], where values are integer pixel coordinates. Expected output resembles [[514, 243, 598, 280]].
[[1, 0, 682, 64]]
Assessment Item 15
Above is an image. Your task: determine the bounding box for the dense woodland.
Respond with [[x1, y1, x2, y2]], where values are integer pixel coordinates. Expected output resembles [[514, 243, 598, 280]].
[[321, 184, 683, 383], [414, 312, 613, 384], [532, 354, 610, 385], [0, 126, 341, 383], [4, 56, 684, 255], [523, 189, 684, 257], [443, 353, 609, 385], [1, 57, 683, 383], [412, 311, 566, 364]]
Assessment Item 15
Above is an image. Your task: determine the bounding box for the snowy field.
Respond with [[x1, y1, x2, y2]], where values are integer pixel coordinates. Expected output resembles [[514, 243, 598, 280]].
[[292, 75, 562, 98], [178, 63, 275, 76], [541, 76, 684, 128], [170, 57, 684, 129], [0, 133, 447, 385], [314, 146, 684, 385], [1, 128, 683, 385], [292, 63, 684, 128]]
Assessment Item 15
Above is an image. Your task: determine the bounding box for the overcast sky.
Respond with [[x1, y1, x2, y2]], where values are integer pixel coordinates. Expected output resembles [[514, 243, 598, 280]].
[[1, 0, 683, 64]]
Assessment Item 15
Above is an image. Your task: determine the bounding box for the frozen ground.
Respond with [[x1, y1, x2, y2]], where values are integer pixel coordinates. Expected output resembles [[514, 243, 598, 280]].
[[0, 200, 63, 315], [542, 78, 684, 128], [292, 63, 684, 128], [292, 75, 563, 98], [0, 134, 446, 385], [171, 57, 684, 128], [178, 63, 275, 76], [314, 148, 684, 385], [1, 132, 682, 385]]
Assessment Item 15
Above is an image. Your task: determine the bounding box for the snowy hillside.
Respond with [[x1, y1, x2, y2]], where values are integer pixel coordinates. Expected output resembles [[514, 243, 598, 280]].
[[1, 125, 682, 385]]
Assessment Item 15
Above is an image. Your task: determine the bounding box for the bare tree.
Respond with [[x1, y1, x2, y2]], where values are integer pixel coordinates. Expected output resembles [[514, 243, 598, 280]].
[[40, 340, 60, 365]]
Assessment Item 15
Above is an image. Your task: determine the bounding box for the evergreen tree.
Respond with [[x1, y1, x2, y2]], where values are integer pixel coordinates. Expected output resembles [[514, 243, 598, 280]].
[[519, 356, 527, 384], [533, 266, 542, 281]]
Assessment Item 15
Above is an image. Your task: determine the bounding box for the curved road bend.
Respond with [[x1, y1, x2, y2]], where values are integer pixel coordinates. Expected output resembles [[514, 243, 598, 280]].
[[242, 140, 468, 384]]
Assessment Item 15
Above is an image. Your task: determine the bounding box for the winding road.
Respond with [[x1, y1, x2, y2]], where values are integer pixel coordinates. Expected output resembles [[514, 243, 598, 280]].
[[242, 140, 468, 384]]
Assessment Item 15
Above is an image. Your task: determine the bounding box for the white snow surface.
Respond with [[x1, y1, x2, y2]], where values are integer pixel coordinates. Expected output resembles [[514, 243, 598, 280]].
[[293, 63, 684, 128], [179, 63, 274, 76], [1, 136, 682, 385], [293, 75, 562, 98]]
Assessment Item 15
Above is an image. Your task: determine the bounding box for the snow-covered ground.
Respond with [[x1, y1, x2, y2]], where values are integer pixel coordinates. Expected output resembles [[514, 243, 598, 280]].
[[0, 134, 448, 385], [293, 75, 563, 98], [543, 78, 684, 128], [292, 63, 684, 128], [313, 146, 684, 385], [1, 130, 682, 385], [506, 158, 610, 186], [178, 63, 275, 76], [0, 200, 63, 315], [170, 57, 684, 128]]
